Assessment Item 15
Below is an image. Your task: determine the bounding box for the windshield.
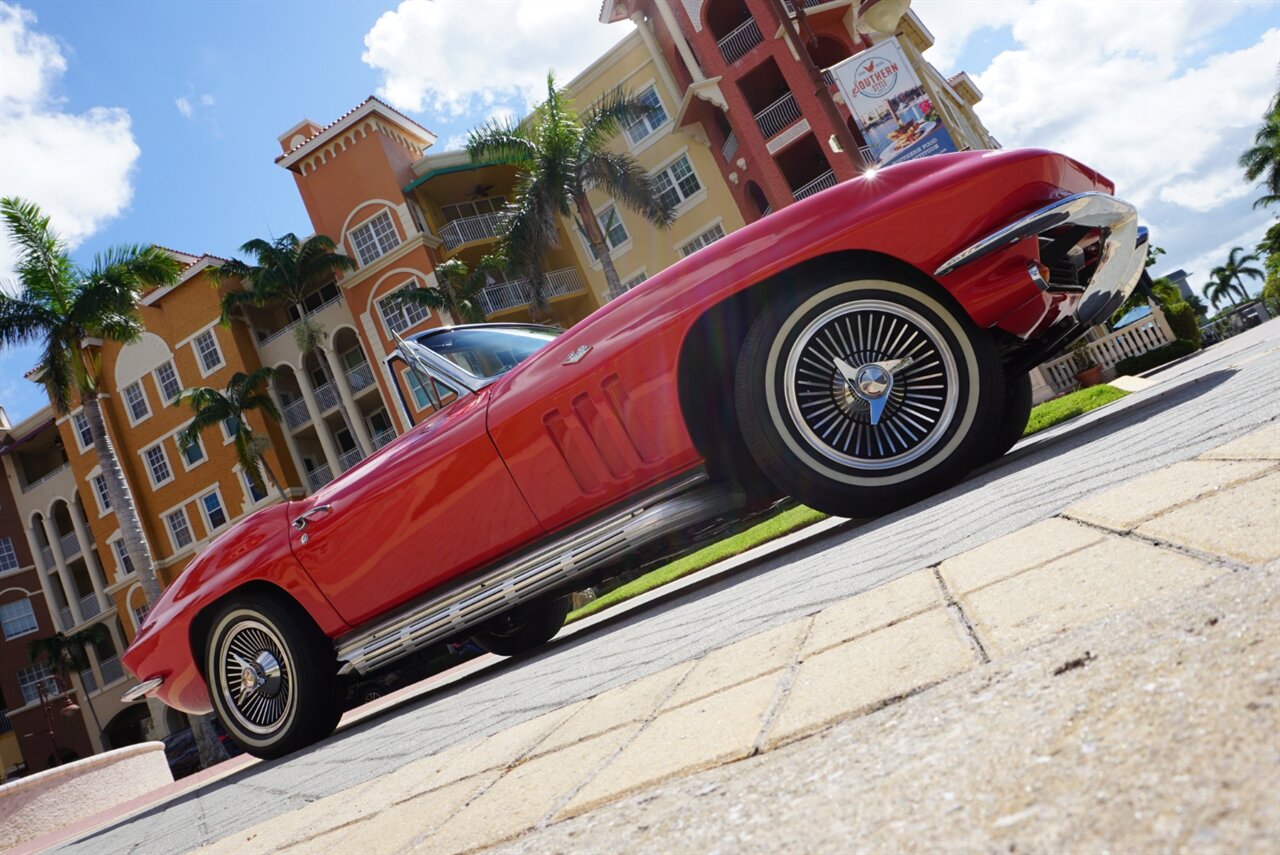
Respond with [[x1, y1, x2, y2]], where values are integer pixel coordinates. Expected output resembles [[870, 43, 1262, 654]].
[[418, 326, 561, 380]]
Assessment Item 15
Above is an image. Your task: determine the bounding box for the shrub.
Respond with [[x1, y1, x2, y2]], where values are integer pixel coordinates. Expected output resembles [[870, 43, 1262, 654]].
[[1162, 301, 1202, 347], [1114, 338, 1197, 376]]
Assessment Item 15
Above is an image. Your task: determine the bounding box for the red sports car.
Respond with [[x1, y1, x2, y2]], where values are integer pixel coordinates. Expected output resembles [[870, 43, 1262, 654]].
[[123, 148, 1146, 757]]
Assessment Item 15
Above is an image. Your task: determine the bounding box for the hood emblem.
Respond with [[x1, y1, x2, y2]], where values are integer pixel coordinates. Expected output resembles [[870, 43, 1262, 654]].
[[563, 345, 592, 365]]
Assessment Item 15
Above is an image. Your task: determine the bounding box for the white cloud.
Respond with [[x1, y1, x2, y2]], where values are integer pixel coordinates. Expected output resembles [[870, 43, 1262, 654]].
[[175, 95, 193, 118], [1158, 167, 1256, 213], [911, 0, 1028, 71], [176, 91, 216, 120], [0, 2, 139, 279], [362, 0, 634, 118]]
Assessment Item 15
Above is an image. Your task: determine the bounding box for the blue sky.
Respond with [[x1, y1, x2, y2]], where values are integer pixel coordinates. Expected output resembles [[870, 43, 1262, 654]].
[[2, 0, 1277, 424]]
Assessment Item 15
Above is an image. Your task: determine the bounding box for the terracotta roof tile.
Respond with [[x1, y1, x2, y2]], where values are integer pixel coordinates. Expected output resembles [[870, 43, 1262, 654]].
[[277, 95, 437, 160]]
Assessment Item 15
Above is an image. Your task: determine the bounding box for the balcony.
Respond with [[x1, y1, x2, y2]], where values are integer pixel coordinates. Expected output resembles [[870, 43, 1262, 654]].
[[439, 213, 503, 252], [306, 465, 334, 492], [371, 428, 398, 450], [337, 446, 364, 472], [754, 92, 803, 140], [283, 397, 309, 430], [346, 362, 375, 393], [313, 381, 339, 413], [21, 462, 70, 494], [479, 267, 586, 315], [717, 17, 763, 65], [59, 530, 80, 559], [256, 292, 343, 345], [58, 605, 71, 629], [79, 667, 97, 695], [782, 0, 824, 14], [99, 655, 124, 686], [793, 170, 837, 200], [721, 131, 739, 163], [79, 593, 101, 621]]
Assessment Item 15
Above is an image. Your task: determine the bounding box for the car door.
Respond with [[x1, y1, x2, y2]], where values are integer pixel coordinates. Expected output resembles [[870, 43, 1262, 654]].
[[286, 381, 544, 628]]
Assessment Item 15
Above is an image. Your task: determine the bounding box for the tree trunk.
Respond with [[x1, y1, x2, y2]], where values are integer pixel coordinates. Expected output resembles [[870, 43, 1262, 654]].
[[576, 195, 623, 300], [311, 344, 358, 444], [80, 394, 162, 605], [259, 454, 289, 503]]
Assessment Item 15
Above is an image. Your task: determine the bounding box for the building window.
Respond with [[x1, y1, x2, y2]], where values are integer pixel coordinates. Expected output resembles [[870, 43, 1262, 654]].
[[378, 282, 432, 335], [243, 469, 268, 503], [123, 381, 150, 423], [201, 491, 228, 531], [193, 330, 224, 374], [404, 370, 435, 411], [113, 540, 134, 575], [653, 155, 702, 211], [0, 537, 18, 572], [286, 280, 341, 322], [18, 662, 55, 705], [166, 509, 194, 551], [622, 272, 647, 290], [133, 599, 150, 629], [587, 204, 630, 262], [0, 599, 38, 640], [92, 474, 111, 513], [680, 222, 726, 257], [154, 360, 182, 403], [350, 211, 401, 266], [179, 433, 206, 468], [143, 444, 173, 486], [626, 85, 669, 145], [72, 411, 92, 450]]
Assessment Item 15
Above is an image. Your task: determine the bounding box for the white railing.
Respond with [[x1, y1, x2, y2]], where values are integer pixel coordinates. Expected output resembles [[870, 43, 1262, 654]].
[[79, 593, 101, 620], [306, 465, 334, 492], [346, 362, 375, 393], [337, 446, 364, 472], [256, 293, 343, 345], [80, 668, 97, 696], [283, 397, 310, 430], [58, 606, 72, 630], [479, 267, 585, 315], [782, 0, 823, 15], [439, 213, 503, 251], [793, 170, 837, 200], [59, 531, 80, 558], [858, 145, 876, 167], [313, 381, 339, 413], [1040, 315, 1176, 394], [99, 655, 124, 686], [717, 17, 763, 64], [21, 463, 70, 493], [371, 428, 398, 450], [41, 546, 52, 569], [721, 131, 739, 162], [754, 92, 802, 139]]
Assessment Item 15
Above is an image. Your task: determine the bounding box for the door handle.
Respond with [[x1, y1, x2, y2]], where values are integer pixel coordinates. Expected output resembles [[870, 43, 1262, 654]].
[[292, 504, 333, 530]]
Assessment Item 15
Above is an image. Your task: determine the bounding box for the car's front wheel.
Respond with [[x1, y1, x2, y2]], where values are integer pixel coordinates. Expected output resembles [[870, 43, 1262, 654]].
[[734, 276, 1004, 517], [204, 595, 341, 759], [471, 596, 571, 657]]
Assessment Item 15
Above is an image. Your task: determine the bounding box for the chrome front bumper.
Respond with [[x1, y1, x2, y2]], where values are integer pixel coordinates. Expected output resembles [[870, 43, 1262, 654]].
[[935, 192, 1146, 327], [121, 676, 164, 703]]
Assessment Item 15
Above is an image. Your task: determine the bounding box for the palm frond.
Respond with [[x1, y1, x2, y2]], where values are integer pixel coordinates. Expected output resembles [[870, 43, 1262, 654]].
[[585, 151, 676, 228]]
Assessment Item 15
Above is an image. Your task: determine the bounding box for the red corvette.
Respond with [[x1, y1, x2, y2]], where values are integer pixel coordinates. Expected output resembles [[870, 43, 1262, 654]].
[[123, 148, 1147, 757]]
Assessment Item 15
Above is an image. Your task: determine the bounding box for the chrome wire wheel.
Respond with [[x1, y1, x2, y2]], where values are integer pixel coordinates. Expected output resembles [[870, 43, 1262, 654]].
[[782, 299, 959, 470], [215, 617, 296, 736]]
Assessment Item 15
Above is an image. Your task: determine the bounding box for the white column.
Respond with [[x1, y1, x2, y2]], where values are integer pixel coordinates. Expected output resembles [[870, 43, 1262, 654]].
[[654, 0, 705, 82], [295, 367, 343, 475], [41, 513, 83, 626], [268, 379, 309, 491], [68, 497, 109, 612], [26, 522, 62, 630], [633, 12, 683, 106], [325, 348, 373, 455]]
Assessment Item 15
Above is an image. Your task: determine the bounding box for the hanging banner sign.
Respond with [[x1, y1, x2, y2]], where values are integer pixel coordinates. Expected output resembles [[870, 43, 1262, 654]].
[[830, 36, 959, 167]]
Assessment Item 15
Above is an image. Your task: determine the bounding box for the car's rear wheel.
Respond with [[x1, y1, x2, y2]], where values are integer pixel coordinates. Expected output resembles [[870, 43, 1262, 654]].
[[734, 276, 1003, 517], [204, 595, 340, 759], [471, 596, 571, 657], [985, 371, 1033, 462]]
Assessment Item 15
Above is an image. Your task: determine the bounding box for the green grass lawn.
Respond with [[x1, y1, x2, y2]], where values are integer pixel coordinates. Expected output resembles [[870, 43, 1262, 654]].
[[1023, 384, 1129, 437], [566, 382, 1129, 624]]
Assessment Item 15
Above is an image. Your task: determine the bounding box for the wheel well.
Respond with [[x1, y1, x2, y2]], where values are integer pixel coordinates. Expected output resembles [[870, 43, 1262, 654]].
[[188, 580, 315, 679], [675, 249, 937, 486]]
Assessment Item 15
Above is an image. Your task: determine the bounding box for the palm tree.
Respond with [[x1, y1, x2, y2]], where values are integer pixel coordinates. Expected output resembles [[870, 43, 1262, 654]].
[[396, 255, 502, 325], [211, 234, 358, 435], [1203, 269, 1247, 310], [1214, 246, 1264, 307], [466, 73, 676, 310], [175, 367, 287, 502], [29, 625, 110, 746], [1239, 86, 1280, 209]]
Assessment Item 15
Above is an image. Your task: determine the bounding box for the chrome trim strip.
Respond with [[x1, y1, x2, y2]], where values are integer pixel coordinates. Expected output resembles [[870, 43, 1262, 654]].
[[334, 473, 730, 675], [121, 676, 164, 703]]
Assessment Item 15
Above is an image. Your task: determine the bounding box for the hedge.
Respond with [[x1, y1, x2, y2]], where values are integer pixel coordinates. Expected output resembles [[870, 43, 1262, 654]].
[[1163, 301, 1202, 347], [1114, 338, 1197, 376]]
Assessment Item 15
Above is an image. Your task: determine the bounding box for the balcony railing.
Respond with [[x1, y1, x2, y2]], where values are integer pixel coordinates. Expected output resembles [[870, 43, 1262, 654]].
[[80, 667, 97, 696], [337, 446, 364, 472], [1040, 315, 1176, 395], [58, 606, 71, 630], [41, 546, 52, 569], [754, 92, 803, 139], [313, 381, 339, 413], [479, 267, 586, 315], [21, 463, 70, 494], [793, 170, 837, 200], [79, 593, 101, 621], [346, 362, 375, 393], [782, 0, 824, 14], [439, 213, 503, 251], [58, 530, 80, 559], [371, 428, 398, 450], [721, 131, 739, 163], [283, 397, 310, 430], [306, 465, 334, 492], [256, 293, 343, 345], [99, 655, 124, 686], [717, 17, 763, 65], [858, 145, 877, 167]]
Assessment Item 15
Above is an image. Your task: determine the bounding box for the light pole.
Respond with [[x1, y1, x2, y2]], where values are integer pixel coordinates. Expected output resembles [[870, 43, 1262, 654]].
[[34, 675, 80, 767]]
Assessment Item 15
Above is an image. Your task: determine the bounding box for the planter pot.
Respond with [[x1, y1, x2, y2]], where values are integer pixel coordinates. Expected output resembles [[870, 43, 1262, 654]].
[[1075, 365, 1104, 388]]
